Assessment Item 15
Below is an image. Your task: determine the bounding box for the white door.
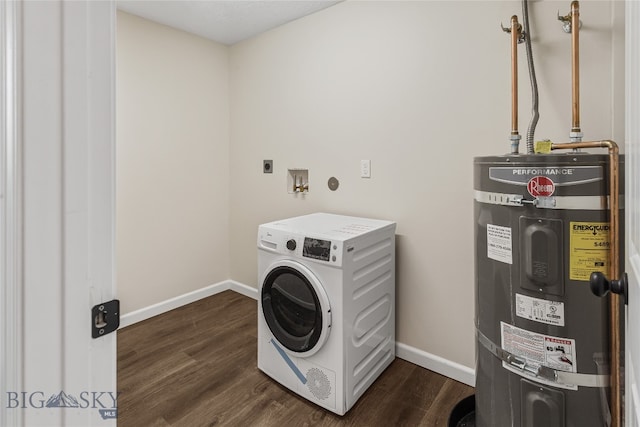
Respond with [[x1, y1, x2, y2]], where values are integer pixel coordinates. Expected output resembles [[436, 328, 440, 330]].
[[1, 1, 117, 426], [626, 1, 640, 426]]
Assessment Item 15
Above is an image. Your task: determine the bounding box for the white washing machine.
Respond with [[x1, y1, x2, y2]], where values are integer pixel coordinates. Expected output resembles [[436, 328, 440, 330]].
[[257, 213, 396, 415]]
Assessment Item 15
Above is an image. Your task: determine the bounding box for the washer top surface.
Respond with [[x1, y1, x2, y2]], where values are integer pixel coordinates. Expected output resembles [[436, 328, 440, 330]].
[[260, 213, 395, 242]]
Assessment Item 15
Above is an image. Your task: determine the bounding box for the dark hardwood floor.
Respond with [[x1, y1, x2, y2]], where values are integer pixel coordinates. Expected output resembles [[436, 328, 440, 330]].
[[117, 290, 474, 426]]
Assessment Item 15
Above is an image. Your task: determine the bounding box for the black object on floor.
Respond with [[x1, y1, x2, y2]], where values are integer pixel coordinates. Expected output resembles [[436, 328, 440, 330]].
[[448, 394, 475, 427]]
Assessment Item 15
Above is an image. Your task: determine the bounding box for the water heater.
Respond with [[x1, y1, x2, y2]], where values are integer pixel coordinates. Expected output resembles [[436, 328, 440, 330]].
[[474, 153, 624, 426]]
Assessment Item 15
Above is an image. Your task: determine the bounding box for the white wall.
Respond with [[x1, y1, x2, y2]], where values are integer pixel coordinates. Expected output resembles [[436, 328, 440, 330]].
[[117, 11, 230, 314], [229, 0, 625, 370]]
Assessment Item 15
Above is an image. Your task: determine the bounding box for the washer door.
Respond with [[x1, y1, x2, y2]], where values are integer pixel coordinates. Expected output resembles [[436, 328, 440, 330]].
[[261, 260, 331, 357]]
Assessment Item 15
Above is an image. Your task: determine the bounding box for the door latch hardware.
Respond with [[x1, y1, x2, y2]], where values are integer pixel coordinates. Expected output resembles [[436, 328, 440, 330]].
[[92, 300, 120, 338], [590, 272, 629, 305]]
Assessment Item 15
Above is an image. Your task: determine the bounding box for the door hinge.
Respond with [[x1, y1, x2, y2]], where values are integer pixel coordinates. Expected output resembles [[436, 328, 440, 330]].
[[92, 299, 120, 338]]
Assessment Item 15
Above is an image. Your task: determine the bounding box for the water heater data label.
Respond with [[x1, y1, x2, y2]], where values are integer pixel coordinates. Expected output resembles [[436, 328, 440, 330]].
[[501, 322, 578, 390], [515, 293, 565, 326], [487, 224, 512, 264], [569, 221, 610, 281]]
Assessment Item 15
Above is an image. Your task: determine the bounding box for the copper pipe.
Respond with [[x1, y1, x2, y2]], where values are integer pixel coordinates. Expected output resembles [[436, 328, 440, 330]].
[[571, 1, 581, 133], [550, 139, 621, 427], [511, 15, 521, 136]]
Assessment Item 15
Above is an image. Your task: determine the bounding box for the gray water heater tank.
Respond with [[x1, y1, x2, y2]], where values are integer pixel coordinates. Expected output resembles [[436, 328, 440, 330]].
[[474, 153, 623, 427]]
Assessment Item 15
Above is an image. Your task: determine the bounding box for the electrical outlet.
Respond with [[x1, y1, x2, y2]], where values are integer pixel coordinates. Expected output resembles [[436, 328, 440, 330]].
[[263, 160, 273, 174], [360, 160, 371, 178]]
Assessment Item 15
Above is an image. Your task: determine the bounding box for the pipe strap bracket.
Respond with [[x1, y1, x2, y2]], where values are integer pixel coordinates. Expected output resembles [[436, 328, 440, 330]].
[[477, 328, 610, 388], [474, 190, 617, 210]]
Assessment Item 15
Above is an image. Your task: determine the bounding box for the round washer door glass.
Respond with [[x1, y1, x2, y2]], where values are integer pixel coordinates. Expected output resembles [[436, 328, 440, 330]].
[[262, 266, 325, 353]]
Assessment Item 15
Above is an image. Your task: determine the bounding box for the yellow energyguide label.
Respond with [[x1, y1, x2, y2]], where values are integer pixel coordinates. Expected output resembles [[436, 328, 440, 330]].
[[569, 221, 610, 281]]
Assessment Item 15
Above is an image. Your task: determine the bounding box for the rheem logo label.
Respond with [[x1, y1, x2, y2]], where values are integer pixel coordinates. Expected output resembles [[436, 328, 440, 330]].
[[527, 176, 555, 197]]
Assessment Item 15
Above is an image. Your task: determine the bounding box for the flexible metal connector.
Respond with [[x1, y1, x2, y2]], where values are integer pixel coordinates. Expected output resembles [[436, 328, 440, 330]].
[[522, 0, 539, 154]]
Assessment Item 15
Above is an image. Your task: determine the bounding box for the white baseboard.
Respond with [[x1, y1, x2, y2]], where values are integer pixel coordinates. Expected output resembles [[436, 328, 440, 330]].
[[228, 280, 258, 300], [396, 342, 475, 387], [119, 280, 234, 328], [119, 280, 476, 387]]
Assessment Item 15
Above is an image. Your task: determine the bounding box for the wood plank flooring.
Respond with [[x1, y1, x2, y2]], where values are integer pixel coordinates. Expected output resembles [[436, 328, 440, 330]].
[[117, 290, 474, 426]]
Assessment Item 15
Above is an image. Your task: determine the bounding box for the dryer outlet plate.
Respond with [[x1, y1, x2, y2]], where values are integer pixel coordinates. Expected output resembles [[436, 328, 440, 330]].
[[263, 160, 273, 174]]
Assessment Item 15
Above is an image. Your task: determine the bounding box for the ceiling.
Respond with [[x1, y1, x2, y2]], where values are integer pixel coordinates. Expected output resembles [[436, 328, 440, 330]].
[[117, 0, 342, 46]]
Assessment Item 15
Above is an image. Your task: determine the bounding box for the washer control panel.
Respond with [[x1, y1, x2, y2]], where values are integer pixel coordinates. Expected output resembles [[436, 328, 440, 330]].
[[302, 237, 331, 261], [259, 229, 342, 266]]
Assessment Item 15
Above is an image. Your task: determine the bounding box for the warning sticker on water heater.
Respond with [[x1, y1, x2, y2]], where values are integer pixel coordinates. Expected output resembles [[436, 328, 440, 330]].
[[501, 322, 578, 390], [570, 221, 610, 281], [487, 224, 512, 264], [515, 293, 565, 326]]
